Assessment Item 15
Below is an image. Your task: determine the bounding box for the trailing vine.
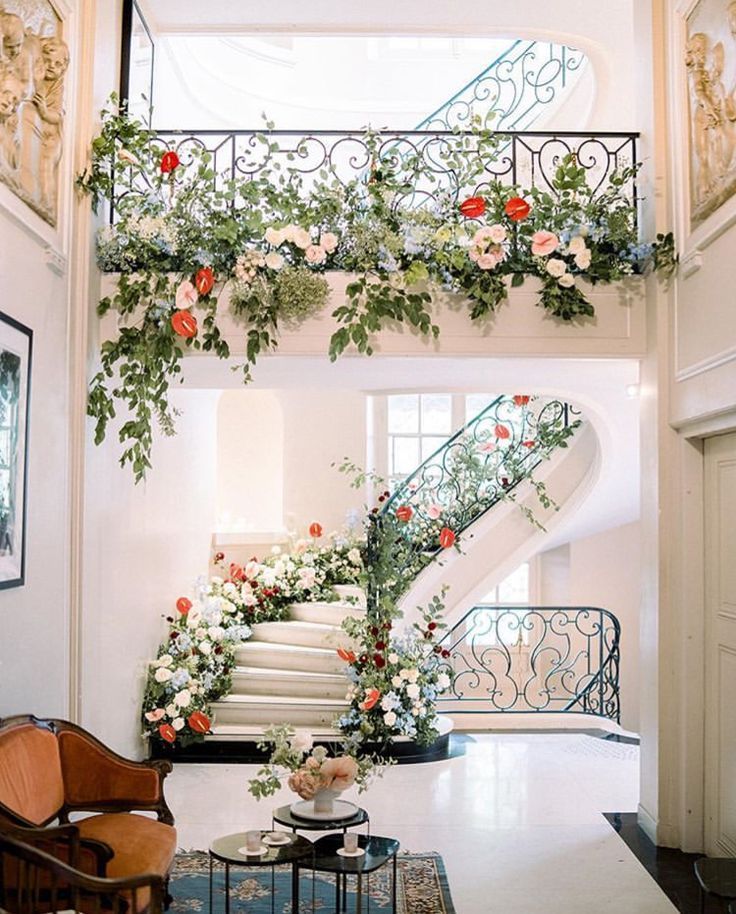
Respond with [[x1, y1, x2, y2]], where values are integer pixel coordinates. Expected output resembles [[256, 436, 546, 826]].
[[79, 99, 675, 480]]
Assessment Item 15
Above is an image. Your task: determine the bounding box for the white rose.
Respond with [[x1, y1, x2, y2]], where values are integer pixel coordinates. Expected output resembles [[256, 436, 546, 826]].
[[406, 683, 420, 699], [186, 607, 202, 628], [391, 675, 403, 688], [347, 548, 361, 566], [265, 252, 284, 270], [273, 560, 286, 577], [320, 232, 338, 253], [154, 667, 172, 683], [198, 641, 212, 656], [488, 223, 507, 244], [558, 274, 576, 288], [383, 711, 397, 727], [165, 703, 177, 717], [407, 669, 420, 683], [568, 236, 587, 256], [208, 626, 225, 642], [265, 226, 285, 246], [196, 627, 207, 640], [388, 653, 399, 665], [174, 689, 192, 708], [574, 249, 591, 270], [546, 258, 567, 278], [210, 576, 223, 586], [437, 673, 451, 691], [172, 717, 185, 731], [305, 244, 327, 264], [293, 228, 312, 249], [400, 669, 412, 681], [290, 729, 314, 753], [222, 582, 236, 596], [157, 654, 173, 667]]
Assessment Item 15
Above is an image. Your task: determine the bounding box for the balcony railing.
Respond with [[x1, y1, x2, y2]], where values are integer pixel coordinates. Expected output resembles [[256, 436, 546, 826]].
[[437, 605, 621, 723], [111, 128, 639, 221]]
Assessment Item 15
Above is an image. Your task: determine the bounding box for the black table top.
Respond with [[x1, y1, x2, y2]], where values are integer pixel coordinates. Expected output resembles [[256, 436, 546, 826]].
[[210, 831, 313, 866], [307, 834, 400, 875], [695, 858, 736, 898], [273, 804, 369, 832]]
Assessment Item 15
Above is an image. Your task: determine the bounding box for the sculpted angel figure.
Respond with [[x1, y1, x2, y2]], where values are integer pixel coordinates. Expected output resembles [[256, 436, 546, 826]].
[[0, 67, 22, 171], [0, 12, 39, 101], [33, 36, 69, 209]]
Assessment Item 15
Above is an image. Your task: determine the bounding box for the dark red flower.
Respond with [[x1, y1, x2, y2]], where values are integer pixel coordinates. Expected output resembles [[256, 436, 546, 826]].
[[396, 505, 413, 522], [370, 626, 379, 637], [382, 622, 392, 630], [158, 723, 176, 743], [214, 551, 225, 563], [374, 654, 386, 668], [428, 622, 437, 631], [169, 631, 178, 639], [439, 527, 456, 549], [375, 640, 386, 651], [441, 649, 451, 658], [171, 310, 197, 339], [195, 267, 214, 296], [188, 711, 211, 734], [433, 645, 442, 654], [160, 150, 180, 174], [459, 196, 486, 218], [504, 197, 531, 221]]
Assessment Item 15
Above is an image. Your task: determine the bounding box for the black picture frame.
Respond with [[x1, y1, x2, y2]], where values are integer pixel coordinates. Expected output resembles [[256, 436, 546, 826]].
[[0, 312, 32, 590]]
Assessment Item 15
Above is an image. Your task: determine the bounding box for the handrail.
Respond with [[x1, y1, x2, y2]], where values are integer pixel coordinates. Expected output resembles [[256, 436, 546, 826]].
[[437, 605, 621, 723]]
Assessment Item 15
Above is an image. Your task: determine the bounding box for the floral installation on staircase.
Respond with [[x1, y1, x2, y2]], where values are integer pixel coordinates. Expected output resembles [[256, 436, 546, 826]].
[[141, 528, 364, 747], [79, 100, 675, 479]]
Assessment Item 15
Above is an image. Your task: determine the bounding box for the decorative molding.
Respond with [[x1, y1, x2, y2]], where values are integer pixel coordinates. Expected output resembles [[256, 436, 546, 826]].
[[675, 343, 736, 382], [671, 404, 736, 439], [681, 247, 703, 277], [44, 244, 66, 275]]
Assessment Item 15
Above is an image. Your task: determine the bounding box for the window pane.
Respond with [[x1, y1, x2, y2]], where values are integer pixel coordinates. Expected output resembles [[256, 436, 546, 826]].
[[497, 563, 530, 603], [465, 393, 496, 423], [421, 436, 446, 461], [392, 437, 420, 475], [421, 394, 452, 434], [388, 395, 419, 433]]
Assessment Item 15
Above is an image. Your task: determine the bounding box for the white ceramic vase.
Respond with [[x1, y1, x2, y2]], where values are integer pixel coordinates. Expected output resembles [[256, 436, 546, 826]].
[[313, 788, 340, 816]]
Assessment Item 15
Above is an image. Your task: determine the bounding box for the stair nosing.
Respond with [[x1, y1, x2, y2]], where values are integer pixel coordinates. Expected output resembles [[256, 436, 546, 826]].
[[213, 694, 349, 707], [236, 642, 344, 656], [232, 665, 348, 681]]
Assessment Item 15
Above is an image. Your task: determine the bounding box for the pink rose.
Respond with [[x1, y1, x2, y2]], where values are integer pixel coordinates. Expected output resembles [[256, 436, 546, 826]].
[[320, 232, 338, 253], [477, 252, 500, 270], [472, 227, 496, 248], [427, 504, 442, 520], [145, 708, 165, 722], [531, 230, 559, 257], [320, 756, 358, 792], [305, 245, 327, 264], [468, 246, 481, 263], [175, 280, 198, 310], [479, 441, 496, 453]]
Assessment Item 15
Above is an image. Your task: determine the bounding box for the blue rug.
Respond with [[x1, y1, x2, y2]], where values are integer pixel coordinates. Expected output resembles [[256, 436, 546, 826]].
[[170, 850, 455, 914]]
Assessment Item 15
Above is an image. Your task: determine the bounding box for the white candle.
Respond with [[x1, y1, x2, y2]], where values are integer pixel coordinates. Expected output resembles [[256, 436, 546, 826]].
[[343, 832, 358, 853]]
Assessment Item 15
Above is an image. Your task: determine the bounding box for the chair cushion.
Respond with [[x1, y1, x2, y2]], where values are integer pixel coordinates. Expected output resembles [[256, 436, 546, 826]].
[[0, 724, 64, 825]]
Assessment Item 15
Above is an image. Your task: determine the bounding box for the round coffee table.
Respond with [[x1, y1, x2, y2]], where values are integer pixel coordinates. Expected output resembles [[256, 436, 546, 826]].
[[299, 833, 400, 914], [209, 831, 313, 914], [272, 803, 370, 835]]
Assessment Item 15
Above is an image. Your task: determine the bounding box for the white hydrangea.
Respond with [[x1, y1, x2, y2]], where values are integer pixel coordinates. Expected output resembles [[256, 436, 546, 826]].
[[174, 689, 192, 708]]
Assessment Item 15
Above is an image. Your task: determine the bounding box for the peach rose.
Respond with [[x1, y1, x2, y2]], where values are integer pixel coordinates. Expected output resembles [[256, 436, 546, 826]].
[[288, 769, 321, 800], [320, 756, 358, 792], [531, 230, 559, 257], [305, 245, 327, 264], [320, 232, 338, 253]]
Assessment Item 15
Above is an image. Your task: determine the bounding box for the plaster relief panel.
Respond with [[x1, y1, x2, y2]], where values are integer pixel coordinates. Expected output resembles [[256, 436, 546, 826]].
[[0, 0, 68, 227]]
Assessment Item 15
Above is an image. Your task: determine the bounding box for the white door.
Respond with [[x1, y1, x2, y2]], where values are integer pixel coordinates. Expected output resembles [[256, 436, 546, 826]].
[[704, 432, 736, 856]]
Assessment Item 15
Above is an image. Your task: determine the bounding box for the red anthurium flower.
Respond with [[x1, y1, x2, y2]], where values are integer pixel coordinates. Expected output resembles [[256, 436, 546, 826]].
[[439, 527, 456, 549], [158, 723, 176, 744], [396, 505, 413, 522], [171, 310, 197, 339], [337, 647, 357, 663], [495, 424, 511, 439], [504, 197, 531, 222], [176, 597, 192, 615], [230, 563, 245, 582], [459, 196, 486, 218], [160, 150, 180, 174], [195, 267, 214, 296], [523, 440, 535, 448], [188, 711, 211, 734], [513, 395, 530, 406], [360, 688, 381, 710], [309, 522, 323, 538]]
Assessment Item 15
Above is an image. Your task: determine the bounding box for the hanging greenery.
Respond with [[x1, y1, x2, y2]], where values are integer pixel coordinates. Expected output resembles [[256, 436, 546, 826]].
[[79, 99, 675, 480]]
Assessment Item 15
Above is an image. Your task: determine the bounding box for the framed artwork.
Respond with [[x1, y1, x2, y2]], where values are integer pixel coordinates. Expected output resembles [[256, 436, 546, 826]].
[[0, 313, 32, 590], [0, 0, 70, 227], [685, 0, 736, 227]]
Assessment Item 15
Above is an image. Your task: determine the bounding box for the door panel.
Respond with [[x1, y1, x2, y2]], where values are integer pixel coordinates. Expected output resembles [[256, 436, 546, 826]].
[[704, 433, 736, 856]]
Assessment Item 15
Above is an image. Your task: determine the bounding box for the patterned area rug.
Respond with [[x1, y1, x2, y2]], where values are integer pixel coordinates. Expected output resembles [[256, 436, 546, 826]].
[[171, 850, 455, 914]]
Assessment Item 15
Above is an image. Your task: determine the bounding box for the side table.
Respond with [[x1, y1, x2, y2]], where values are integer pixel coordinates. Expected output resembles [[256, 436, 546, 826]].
[[272, 804, 370, 835], [299, 833, 400, 914], [209, 831, 313, 914]]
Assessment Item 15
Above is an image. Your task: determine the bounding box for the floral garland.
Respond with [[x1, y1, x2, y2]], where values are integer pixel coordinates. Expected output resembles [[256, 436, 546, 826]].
[[78, 101, 675, 480]]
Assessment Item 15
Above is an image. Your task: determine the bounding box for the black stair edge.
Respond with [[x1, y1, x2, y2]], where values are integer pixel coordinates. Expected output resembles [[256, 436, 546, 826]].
[[148, 729, 452, 765]]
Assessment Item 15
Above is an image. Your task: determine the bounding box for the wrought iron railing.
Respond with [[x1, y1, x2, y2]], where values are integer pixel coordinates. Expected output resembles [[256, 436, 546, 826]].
[[437, 605, 620, 723], [364, 397, 581, 610], [110, 129, 638, 221], [417, 40, 588, 132]]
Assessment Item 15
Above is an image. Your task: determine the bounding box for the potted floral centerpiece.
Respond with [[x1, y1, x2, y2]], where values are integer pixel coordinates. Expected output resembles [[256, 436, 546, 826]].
[[249, 725, 383, 820]]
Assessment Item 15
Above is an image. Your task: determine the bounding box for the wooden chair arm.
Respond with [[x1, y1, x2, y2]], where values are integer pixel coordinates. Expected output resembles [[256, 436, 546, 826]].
[[2, 822, 115, 876]]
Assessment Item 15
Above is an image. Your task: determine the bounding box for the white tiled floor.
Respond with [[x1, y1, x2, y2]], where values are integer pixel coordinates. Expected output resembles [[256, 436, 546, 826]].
[[166, 732, 677, 914]]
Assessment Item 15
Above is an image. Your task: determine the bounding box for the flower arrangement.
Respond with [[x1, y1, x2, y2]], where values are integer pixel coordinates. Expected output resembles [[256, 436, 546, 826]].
[[336, 591, 452, 748], [248, 724, 382, 801], [78, 101, 675, 479], [142, 526, 365, 747]]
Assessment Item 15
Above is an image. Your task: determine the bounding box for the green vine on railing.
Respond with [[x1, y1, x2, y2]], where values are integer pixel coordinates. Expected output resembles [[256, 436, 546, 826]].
[[79, 99, 675, 480]]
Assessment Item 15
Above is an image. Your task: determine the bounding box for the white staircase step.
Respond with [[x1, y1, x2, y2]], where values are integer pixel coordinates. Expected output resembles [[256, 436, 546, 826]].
[[289, 600, 365, 626], [205, 722, 343, 742], [230, 666, 350, 699], [250, 620, 348, 650], [211, 694, 349, 728], [333, 585, 367, 608], [235, 641, 348, 674]]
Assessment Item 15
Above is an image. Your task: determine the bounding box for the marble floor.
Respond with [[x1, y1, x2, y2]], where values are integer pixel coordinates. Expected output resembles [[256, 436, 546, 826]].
[[166, 732, 678, 914]]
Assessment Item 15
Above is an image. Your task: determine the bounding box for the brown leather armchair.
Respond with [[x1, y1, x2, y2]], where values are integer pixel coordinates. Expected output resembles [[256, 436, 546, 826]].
[[0, 715, 177, 912]]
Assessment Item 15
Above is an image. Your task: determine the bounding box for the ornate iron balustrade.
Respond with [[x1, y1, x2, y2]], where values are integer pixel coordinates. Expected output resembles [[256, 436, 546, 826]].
[[437, 605, 620, 723], [417, 40, 588, 132], [110, 129, 638, 221], [364, 397, 581, 609]]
